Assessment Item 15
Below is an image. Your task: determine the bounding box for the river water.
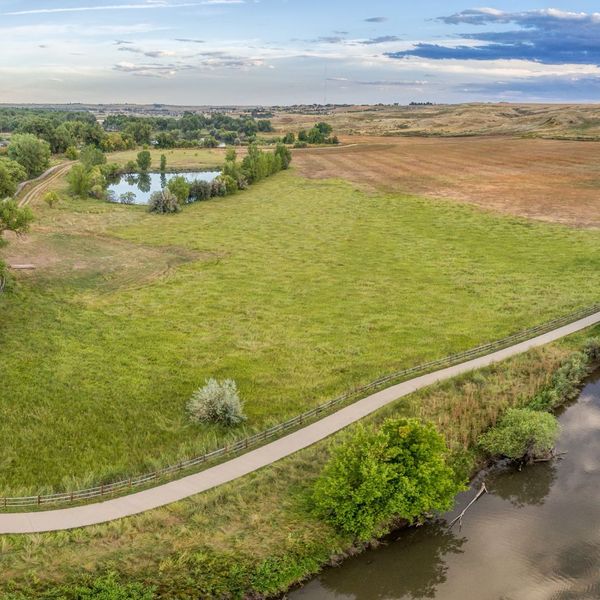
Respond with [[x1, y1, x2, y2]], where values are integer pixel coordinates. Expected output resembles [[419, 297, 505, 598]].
[[290, 373, 600, 600]]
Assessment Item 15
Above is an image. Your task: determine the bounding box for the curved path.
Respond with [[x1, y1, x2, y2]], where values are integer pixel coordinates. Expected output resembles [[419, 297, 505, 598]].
[[17, 161, 74, 207], [2, 310, 599, 534]]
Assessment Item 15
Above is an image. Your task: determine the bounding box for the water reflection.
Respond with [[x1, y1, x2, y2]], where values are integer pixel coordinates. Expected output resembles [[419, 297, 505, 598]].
[[106, 170, 220, 205], [486, 462, 557, 508], [290, 372, 600, 600], [313, 522, 465, 600]]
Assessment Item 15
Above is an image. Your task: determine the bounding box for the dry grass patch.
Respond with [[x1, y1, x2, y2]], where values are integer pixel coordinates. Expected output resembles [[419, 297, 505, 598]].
[[293, 136, 600, 227]]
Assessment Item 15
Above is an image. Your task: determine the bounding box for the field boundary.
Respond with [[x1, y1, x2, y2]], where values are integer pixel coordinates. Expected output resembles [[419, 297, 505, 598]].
[[2, 302, 600, 511]]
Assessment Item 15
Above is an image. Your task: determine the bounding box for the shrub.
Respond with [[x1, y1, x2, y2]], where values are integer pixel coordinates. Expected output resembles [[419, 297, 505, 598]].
[[119, 191, 136, 205], [275, 143, 292, 169], [529, 351, 590, 411], [125, 160, 138, 173], [65, 145, 79, 160], [313, 418, 462, 541], [90, 184, 105, 200], [167, 175, 190, 204], [219, 174, 238, 195], [160, 154, 167, 172], [43, 191, 60, 208], [187, 378, 246, 426], [479, 408, 559, 461], [100, 162, 121, 181], [148, 188, 181, 214], [211, 178, 228, 197], [583, 337, 600, 362], [189, 179, 212, 201]]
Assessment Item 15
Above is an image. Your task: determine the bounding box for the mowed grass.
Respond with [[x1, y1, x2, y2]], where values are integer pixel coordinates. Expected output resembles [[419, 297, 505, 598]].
[[1, 170, 600, 494]]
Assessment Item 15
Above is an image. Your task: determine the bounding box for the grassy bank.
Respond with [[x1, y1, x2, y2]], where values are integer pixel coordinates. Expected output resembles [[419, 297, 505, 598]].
[[1, 330, 597, 598], [1, 170, 600, 495]]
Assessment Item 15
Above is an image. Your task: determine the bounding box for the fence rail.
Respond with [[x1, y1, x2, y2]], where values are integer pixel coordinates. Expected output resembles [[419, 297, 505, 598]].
[[3, 303, 600, 509]]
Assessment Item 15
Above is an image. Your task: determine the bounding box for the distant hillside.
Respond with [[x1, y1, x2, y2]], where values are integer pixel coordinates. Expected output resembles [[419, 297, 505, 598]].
[[273, 103, 600, 140]]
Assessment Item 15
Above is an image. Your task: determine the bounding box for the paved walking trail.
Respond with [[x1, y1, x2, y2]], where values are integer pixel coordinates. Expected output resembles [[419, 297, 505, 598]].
[[2, 311, 599, 534]]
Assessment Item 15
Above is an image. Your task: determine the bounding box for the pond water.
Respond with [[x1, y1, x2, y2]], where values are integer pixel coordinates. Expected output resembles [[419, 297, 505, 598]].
[[106, 171, 220, 205], [290, 372, 600, 600]]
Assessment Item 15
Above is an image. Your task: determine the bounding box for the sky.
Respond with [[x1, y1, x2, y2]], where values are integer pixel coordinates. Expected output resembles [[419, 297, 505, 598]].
[[2, 0, 600, 105]]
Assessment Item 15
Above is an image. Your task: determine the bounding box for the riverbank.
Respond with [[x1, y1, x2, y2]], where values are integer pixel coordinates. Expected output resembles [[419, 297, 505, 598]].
[[291, 367, 600, 599], [1, 329, 597, 599]]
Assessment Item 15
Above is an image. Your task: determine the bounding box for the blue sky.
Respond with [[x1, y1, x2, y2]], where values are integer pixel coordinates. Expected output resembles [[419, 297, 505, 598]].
[[2, 0, 600, 104]]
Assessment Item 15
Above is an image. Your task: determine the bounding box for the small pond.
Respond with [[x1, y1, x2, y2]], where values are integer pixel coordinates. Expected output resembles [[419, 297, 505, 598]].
[[290, 371, 600, 600], [107, 171, 220, 205]]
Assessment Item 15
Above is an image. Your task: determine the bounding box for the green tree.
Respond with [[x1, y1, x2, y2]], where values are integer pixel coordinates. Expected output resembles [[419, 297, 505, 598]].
[[67, 164, 94, 197], [80, 145, 106, 169], [167, 175, 190, 204], [137, 150, 152, 172], [0, 161, 18, 198], [282, 132, 295, 144], [160, 154, 167, 172], [479, 408, 559, 462], [50, 123, 75, 154], [313, 418, 462, 541], [8, 133, 51, 177]]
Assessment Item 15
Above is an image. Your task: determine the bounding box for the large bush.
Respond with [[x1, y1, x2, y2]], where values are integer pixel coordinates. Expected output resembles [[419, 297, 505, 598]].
[[313, 418, 462, 541], [148, 188, 180, 214], [187, 378, 246, 427], [479, 408, 559, 461], [189, 179, 212, 201]]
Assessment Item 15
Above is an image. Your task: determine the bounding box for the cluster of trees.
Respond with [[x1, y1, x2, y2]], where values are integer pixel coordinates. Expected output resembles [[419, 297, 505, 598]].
[[104, 112, 274, 149], [67, 145, 121, 200], [149, 143, 292, 214], [281, 122, 339, 147], [0, 108, 105, 154], [0, 133, 53, 200]]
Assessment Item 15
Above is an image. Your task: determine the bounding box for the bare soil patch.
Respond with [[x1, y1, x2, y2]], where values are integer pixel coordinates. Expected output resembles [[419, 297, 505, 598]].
[[293, 136, 600, 227]]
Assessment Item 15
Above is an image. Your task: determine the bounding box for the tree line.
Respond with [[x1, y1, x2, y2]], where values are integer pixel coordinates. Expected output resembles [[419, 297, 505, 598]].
[[149, 144, 292, 213]]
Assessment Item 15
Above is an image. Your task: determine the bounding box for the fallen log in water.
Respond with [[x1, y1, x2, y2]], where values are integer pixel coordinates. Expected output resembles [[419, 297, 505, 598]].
[[449, 482, 488, 531]]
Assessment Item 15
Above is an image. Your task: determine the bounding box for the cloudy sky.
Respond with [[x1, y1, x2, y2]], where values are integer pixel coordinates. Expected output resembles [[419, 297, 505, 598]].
[[2, 0, 600, 104]]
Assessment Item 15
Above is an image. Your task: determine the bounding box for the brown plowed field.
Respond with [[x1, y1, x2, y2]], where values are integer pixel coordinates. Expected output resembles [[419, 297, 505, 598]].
[[293, 136, 600, 227]]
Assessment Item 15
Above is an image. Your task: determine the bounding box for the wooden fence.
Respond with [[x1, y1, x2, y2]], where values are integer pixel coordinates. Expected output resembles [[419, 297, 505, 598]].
[[2, 303, 599, 510]]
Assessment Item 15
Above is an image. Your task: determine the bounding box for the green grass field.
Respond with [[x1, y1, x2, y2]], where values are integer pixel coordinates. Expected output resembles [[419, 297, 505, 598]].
[[1, 169, 600, 495]]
